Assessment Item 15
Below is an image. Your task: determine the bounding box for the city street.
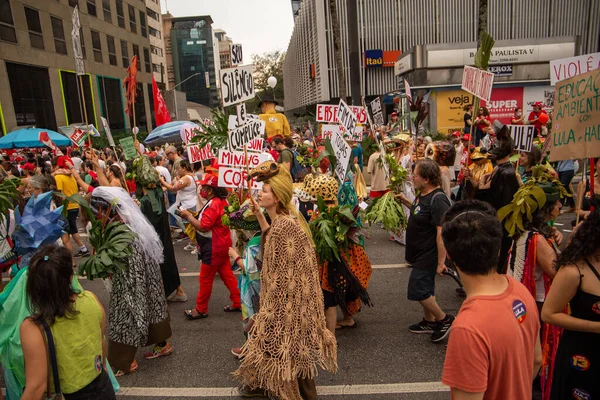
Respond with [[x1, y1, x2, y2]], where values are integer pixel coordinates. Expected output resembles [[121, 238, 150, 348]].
[[72, 212, 575, 399]]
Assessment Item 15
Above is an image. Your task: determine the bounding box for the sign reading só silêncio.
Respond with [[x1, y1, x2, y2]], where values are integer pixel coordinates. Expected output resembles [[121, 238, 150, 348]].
[[230, 43, 243, 66], [228, 119, 265, 151], [219, 64, 254, 107]]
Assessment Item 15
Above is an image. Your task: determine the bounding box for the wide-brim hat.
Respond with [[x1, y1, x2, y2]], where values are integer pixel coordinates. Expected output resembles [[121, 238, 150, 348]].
[[258, 92, 278, 108]]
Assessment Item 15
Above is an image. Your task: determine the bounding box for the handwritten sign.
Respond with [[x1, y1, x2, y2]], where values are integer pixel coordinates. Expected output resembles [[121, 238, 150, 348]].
[[508, 125, 535, 152], [219, 65, 255, 107], [230, 44, 243, 66], [322, 124, 363, 141], [218, 166, 262, 190], [404, 79, 412, 100], [218, 150, 270, 168], [228, 119, 265, 151], [179, 122, 198, 144], [550, 52, 600, 86], [331, 129, 352, 182], [187, 144, 214, 163], [549, 69, 600, 161], [236, 103, 247, 126], [120, 137, 137, 160], [100, 117, 115, 147], [370, 97, 382, 115], [336, 99, 358, 139], [71, 7, 85, 75], [316, 104, 367, 124], [461, 65, 495, 103], [65, 127, 86, 147]]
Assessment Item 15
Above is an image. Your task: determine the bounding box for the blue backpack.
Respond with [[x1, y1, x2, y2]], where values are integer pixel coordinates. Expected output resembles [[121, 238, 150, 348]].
[[283, 148, 302, 182]]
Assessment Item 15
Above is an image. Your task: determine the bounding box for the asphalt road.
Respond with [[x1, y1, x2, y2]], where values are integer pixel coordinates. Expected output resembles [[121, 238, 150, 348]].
[[2, 212, 576, 399]]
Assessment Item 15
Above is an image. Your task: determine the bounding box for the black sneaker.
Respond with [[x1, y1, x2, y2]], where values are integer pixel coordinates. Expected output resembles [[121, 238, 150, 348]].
[[74, 249, 91, 258], [408, 318, 437, 334], [430, 314, 455, 343]]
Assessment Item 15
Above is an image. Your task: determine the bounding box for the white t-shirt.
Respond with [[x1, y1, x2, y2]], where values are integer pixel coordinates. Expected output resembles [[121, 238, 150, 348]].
[[71, 157, 83, 172], [156, 165, 171, 182]]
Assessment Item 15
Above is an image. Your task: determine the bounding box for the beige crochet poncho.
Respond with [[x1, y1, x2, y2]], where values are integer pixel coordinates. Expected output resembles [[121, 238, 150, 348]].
[[234, 215, 337, 399]]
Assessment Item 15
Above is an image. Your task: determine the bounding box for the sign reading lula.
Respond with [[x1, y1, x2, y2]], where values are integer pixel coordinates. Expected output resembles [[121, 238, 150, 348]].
[[219, 64, 255, 107]]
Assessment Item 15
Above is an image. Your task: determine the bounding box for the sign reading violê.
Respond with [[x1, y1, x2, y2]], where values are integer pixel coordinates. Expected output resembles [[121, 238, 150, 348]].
[[507, 125, 535, 152], [228, 119, 265, 151], [550, 52, 600, 86], [461, 65, 495, 103], [330, 128, 352, 182], [316, 104, 367, 124], [218, 150, 270, 168], [219, 65, 254, 107], [230, 44, 243, 66], [549, 69, 600, 161], [218, 166, 262, 190], [336, 99, 358, 139], [120, 137, 137, 160]]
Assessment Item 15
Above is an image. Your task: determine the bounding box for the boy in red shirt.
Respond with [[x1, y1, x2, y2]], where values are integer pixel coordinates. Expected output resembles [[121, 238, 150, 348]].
[[441, 200, 542, 400]]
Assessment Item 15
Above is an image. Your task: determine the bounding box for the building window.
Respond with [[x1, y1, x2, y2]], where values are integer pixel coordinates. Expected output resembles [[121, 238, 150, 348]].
[[0, 0, 17, 43], [128, 4, 136, 33], [151, 45, 162, 57], [59, 71, 94, 126], [98, 76, 125, 129], [152, 63, 161, 73], [121, 39, 129, 67], [6, 62, 57, 130], [132, 44, 140, 70], [102, 0, 111, 23], [116, 0, 125, 28], [69, 0, 78, 7], [90, 29, 102, 63], [146, 8, 159, 21], [143, 47, 151, 72], [50, 16, 67, 55], [86, 0, 97, 17], [24, 7, 44, 50], [106, 35, 117, 65], [139, 11, 147, 37], [149, 26, 161, 39], [79, 27, 86, 59]]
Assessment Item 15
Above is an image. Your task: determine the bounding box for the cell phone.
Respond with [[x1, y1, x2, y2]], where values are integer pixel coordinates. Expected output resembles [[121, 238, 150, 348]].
[[174, 208, 182, 217]]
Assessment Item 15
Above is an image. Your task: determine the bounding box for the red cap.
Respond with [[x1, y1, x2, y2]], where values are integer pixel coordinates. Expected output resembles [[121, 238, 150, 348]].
[[533, 102, 544, 108], [199, 173, 218, 187], [22, 163, 36, 171], [451, 131, 461, 138], [57, 155, 73, 169], [391, 112, 399, 117], [462, 134, 471, 141]]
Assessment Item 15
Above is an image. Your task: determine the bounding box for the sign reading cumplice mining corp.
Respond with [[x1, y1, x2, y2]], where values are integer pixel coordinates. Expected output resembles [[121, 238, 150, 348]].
[[219, 64, 254, 107], [228, 119, 265, 151]]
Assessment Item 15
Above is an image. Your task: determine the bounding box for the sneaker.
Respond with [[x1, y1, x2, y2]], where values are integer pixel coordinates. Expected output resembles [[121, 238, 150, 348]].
[[167, 293, 188, 302], [430, 314, 455, 343], [144, 343, 173, 359], [408, 318, 437, 334], [231, 347, 243, 359], [237, 386, 268, 398], [74, 249, 91, 258], [183, 244, 196, 251]]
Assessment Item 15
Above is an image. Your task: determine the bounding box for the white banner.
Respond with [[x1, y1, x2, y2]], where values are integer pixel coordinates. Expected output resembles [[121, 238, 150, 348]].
[[218, 150, 270, 168], [336, 99, 358, 139], [316, 104, 367, 124], [230, 44, 243, 66], [321, 124, 362, 141], [71, 6, 85, 75], [508, 125, 535, 152], [331, 128, 352, 182], [100, 117, 115, 147], [461, 65, 495, 103], [370, 97, 382, 115], [218, 166, 262, 190], [187, 144, 214, 163], [179, 122, 199, 144], [228, 119, 265, 151], [236, 103, 247, 126], [549, 52, 600, 86], [219, 65, 255, 107]]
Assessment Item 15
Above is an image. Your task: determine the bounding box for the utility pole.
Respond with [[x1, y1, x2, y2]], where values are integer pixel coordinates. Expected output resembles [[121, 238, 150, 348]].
[[346, 0, 361, 106]]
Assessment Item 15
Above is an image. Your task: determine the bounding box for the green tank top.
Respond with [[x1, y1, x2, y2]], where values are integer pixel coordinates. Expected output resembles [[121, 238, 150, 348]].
[[49, 290, 103, 394]]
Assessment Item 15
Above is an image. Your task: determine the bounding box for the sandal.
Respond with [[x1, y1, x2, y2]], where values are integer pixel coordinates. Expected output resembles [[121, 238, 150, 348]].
[[114, 360, 139, 377], [224, 305, 242, 313], [336, 321, 358, 330], [184, 309, 208, 320]]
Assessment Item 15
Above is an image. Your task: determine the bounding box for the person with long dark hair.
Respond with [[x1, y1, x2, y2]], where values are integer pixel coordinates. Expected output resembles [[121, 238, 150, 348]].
[[20, 245, 116, 399], [542, 202, 600, 400]]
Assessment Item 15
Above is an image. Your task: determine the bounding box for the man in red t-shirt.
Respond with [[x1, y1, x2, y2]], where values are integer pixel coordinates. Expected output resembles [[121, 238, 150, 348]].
[[441, 200, 542, 400], [528, 102, 548, 136]]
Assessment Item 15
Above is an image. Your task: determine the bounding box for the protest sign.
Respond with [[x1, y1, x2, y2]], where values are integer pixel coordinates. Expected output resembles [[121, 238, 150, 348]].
[[550, 52, 600, 86], [71, 7, 85, 75], [507, 125, 535, 152], [236, 103, 247, 126], [370, 97, 382, 115], [38, 131, 59, 151], [228, 119, 265, 151], [59, 126, 86, 147], [218, 166, 262, 190], [100, 117, 115, 147], [120, 137, 137, 160], [321, 124, 361, 141], [461, 65, 495, 102], [220, 65, 255, 107], [228, 114, 259, 130], [179, 122, 198, 144], [336, 99, 358, 139], [187, 144, 214, 163], [330, 129, 352, 182], [373, 112, 385, 127], [218, 150, 270, 168], [404, 79, 412, 101], [230, 44, 243, 66], [316, 104, 367, 124], [549, 69, 600, 161]]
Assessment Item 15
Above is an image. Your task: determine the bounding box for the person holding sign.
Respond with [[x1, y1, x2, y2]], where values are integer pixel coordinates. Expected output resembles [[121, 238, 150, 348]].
[[511, 107, 526, 125], [258, 93, 291, 142]]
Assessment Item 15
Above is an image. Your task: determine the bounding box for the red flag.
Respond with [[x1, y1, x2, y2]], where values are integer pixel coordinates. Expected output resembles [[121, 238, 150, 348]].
[[152, 76, 171, 127], [123, 55, 138, 116], [39, 131, 59, 151]]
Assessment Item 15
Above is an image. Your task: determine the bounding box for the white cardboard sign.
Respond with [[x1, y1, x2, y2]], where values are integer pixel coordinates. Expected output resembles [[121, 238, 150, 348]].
[[230, 44, 243, 66], [219, 65, 254, 107], [508, 124, 535, 152], [461, 65, 495, 103], [71, 7, 85, 76], [549, 52, 600, 86], [218, 166, 262, 190], [321, 124, 362, 141], [316, 104, 367, 124], [187, 144, 215, 163], [336, 99, 358, 139], [236, 103, 247, 126], [218, 150, 270, 168], [331, 128, 352, 182], [228, 119, 265, 151], [179, 122, 199, 144]]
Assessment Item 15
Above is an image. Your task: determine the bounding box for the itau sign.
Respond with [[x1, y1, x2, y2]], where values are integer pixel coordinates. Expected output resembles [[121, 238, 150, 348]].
[[461, 65, 495, 103], [336, 99, 358, 139], [219, 65, 254, 107], [230, 44, 243, 66], [508, 125, 535, 152], [549, 68, 600, 161]]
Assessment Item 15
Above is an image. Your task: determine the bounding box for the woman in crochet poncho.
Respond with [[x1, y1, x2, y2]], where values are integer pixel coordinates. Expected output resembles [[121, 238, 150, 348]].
[[234, 162, 337, 399]]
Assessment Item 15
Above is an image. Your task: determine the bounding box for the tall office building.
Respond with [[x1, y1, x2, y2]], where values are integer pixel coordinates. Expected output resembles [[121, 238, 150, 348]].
[[0, 0, 156, 134], [145, 0, 166, 89], [214, 28, 233, 69], [163, 13, 220, 108]]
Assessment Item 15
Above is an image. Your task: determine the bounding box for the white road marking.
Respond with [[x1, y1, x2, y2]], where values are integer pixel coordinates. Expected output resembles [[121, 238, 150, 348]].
[[563, 229, 572, 233], [553, 223, 564, 226], [117, 382, 449, 397]]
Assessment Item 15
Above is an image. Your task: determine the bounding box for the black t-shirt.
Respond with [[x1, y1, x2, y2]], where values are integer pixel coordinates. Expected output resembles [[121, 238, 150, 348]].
[[405, 188, 451, 268], [463, 113, 472, 132], [481, 162, 520, 211]]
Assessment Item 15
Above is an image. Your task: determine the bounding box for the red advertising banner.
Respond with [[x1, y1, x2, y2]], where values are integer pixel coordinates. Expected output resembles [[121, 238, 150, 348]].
[[481, 87, 524, 125]]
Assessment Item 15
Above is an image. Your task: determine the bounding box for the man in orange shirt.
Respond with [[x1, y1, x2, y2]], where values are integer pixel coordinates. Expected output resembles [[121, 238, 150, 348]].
[[441, 200, 542, 400]]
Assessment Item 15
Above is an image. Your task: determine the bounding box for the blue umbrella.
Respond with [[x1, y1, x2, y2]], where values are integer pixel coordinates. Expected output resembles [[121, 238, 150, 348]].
[[144, 121, 199, 145], [0, 127, 72, 149]]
